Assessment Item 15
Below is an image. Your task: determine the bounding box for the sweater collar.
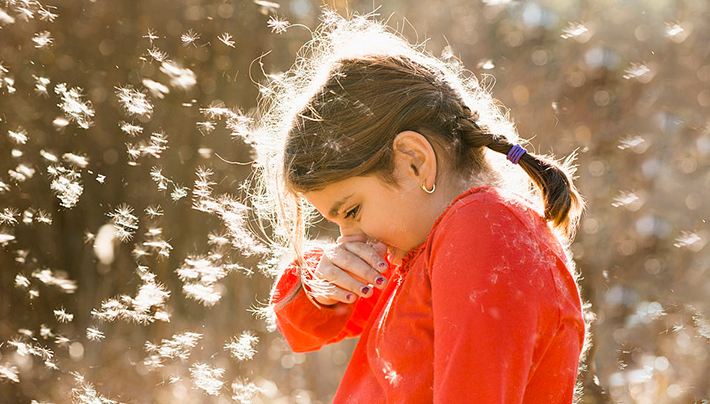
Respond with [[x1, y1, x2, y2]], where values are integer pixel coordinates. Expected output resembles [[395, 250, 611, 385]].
[[397, 185, 492, 273]]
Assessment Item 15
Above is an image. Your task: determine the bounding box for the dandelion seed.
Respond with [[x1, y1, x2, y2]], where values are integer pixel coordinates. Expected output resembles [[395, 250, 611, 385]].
[[143, 131, 169, 158], [84, 231, 95, 243], [115, 86, 153, 118], [181, 29, 200, 47], [477, 59, 495, 70], [692, 312, 710, 340], [40, 150, 59, 162], [218, 33, 235, 47], [226, 112, 253, 142], [86, 327, 104, 341], [143, 29, 159, 44], [44, 360, 58, 370], [9, 163, 36, 182], [441, 45, 454, 60], [55, 335, 71, 346], [147, 47, 169, 63], [145, 332, 202, 362], [8, 127, 28, 144], [133, 278, 171, 313], [254, 0, 280, 13], [37, 5, 58, 22], [224, 332, 258, 361], [49, 165, 83, 208], [96, 174, 106, 183], [208, 232, 230, 246], [196, 121, 216, 135], [0, 207, 19, 225], [71, 377, 124, 404], [145, 205, 164, 218], [171, 185, 188, 201], [618, 134, 647, 151], [623, 62, 653, 82], [55, 83, 95, 129], [160, 61, 196, 90], [190, 363, 224, 396], [126, 142, 142, 161], [665, 22, 690, 43], [200, 102, 231, 119], [11, 149, 23, 158], [22, 209, 33, 224], [674, 231, 705, 251], [15, 274, 30, 288], [142, 78, 169, 99], [54, 308, 74, 323], [34, 75, 50, 96], [0, 180, 10, 193], [52, 116, 69, 129], [611, 191, 640, 208], [231, 379, 262, 404], [32, 269, 77, 293], [62, 152, 89, 168], [561, 22, 592, 42], [0, 8, 16, 25], [32, 30, 53, 48], [150, 166, 169, 190], [0, 363, 19, 383], [40, 324, 54, 338], [267, 15, 290, 34], [108, 204, 138, 242]]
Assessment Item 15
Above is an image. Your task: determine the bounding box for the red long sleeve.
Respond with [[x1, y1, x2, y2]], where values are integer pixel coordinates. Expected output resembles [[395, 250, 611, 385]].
[[270, 249, 389, 352], [429, 199, 581, 403]]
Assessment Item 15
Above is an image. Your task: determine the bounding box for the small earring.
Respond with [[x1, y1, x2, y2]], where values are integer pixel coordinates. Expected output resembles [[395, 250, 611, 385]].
[[421, 180, 435, 194]]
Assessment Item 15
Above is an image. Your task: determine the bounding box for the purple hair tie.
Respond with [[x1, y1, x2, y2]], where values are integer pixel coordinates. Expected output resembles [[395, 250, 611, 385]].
[[506, 144, 527, 164]]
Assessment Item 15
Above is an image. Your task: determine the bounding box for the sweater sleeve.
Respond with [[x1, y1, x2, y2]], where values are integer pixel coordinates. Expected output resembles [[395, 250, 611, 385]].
[[270, 249, 389, 353], [429, 200, 565, 403]]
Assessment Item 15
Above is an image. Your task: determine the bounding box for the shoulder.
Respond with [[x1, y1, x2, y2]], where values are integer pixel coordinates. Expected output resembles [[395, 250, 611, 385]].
[[432, 186, 546, 242], [426, 186, 567, 277]]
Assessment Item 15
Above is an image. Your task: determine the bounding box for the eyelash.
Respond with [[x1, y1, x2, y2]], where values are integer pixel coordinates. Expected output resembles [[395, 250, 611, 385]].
[[344, 205, 360, 219]]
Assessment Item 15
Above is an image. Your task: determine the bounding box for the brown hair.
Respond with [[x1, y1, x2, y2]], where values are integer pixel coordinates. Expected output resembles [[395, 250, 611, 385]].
[[254, 13, 583, 278], [282, 53, 583, 238]]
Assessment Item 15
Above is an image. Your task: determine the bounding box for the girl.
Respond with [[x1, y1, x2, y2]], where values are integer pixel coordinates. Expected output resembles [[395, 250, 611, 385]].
[[257, 12, 587, 404]]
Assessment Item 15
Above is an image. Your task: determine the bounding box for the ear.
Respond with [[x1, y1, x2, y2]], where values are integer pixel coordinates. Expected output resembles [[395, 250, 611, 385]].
[[392, 131, 437, 187]]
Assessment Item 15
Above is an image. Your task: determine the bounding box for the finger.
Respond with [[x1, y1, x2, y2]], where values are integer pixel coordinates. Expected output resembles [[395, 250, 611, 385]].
[[316, 257, 375, 298], [372, 241, 388, 260], [330, 244, 385, 289], [343, 241, 389, 277], [312, 286, 357, 305]]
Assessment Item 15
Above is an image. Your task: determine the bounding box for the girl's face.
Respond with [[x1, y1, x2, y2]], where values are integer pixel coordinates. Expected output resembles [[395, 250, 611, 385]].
[[302, 171, 443, 265], [301, 131, 459, 265]]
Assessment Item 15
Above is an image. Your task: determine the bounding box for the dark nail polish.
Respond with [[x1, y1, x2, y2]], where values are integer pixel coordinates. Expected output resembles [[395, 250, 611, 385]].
[[378, 261, 387, 270], [346, 293, 354, 301], [360, 286, 370, 295], [375, 276, 386, 286]]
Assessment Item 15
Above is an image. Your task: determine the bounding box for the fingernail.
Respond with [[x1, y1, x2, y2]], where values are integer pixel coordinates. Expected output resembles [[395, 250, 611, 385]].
[[375, 276, 386, 286], [346, 293, 354, 302], [360, 286, 370, 295], [377, 261, 387, 270]]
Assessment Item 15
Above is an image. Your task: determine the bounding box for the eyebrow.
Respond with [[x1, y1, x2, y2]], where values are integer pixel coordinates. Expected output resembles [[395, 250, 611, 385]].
[[328, 193, 355, 219]]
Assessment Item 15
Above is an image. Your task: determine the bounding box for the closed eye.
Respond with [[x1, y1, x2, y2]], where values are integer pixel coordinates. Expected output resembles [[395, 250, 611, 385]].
[[344, 205, 360, 219]]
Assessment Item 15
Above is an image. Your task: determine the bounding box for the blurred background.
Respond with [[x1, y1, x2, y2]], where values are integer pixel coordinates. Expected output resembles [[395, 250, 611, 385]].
[[0, 0, 708, 403]]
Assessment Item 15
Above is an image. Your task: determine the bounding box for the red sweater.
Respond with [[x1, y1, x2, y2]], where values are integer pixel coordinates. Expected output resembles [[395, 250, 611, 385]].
[[271, 186, 585, 403]]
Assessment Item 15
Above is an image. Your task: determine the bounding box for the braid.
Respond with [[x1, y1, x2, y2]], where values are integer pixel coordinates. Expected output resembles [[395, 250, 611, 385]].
[[454, 106, 583, 239]]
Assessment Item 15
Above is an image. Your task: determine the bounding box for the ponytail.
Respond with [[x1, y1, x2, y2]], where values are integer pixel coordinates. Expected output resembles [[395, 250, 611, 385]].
[[456, 113, 584, 239]]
